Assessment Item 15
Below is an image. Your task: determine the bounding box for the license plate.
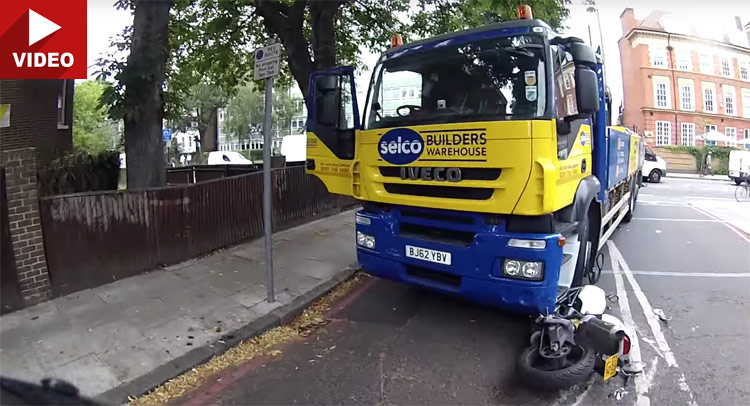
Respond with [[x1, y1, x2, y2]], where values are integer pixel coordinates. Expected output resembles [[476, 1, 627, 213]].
[[405, 245, 452, 265], [603, 353, 618, 381]]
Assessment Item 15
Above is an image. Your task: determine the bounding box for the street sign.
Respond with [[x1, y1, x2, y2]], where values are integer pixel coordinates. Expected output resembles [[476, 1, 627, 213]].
[[254, 43, 281, 81], [162, 129, 172, 142]]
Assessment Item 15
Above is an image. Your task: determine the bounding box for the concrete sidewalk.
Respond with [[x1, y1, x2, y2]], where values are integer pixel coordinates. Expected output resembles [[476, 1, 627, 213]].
[[0, 210, 357, 402], [667, 172, 731, 182]]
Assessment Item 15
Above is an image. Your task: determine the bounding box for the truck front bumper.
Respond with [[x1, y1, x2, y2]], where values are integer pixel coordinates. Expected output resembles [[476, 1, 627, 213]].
[[355, 206, 564, 315]]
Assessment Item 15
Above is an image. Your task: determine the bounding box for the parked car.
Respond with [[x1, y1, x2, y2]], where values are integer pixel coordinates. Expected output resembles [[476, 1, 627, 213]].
[[728, 150, 750, 185], [642, 145, 667, 183], [207, 151, 253, 165]]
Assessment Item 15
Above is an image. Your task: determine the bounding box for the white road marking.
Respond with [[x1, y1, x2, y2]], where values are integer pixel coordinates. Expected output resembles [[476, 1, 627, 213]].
[[609, 241, 678, 368], [689, 204, 750, 244], [603, 270, 750, 278], [639, 193, 737, 201], [632, 218, 718, 222], [609, 248, 649, 406], [609, 241, 699, 405]]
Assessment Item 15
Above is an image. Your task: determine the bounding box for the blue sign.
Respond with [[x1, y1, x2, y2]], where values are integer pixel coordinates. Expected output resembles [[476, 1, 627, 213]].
[[378, 128, 424, 165], [162, 129, 172, 142]]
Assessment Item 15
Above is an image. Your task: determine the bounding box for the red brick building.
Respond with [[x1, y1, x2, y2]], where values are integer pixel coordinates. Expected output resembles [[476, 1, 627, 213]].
[[619, 9, 750, 148], [0, 79, 74, 165]]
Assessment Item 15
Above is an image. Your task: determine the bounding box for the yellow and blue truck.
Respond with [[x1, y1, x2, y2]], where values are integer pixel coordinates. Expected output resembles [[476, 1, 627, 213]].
[[304, 7, 643, 316]]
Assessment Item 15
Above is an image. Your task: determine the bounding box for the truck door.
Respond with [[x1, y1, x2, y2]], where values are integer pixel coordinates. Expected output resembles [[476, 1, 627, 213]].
[[305, 66, 360, 196]]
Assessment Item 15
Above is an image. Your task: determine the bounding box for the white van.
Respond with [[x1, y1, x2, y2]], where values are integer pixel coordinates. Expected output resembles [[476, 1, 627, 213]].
[[642, 145, 667, 183], [728, 150, 750, 184], [207, 151, 253, 165], [280, 134, 306, 165]]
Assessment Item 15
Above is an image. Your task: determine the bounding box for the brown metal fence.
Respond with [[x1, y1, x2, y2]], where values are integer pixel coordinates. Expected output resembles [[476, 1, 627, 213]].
[[39, 167, 356, 296]]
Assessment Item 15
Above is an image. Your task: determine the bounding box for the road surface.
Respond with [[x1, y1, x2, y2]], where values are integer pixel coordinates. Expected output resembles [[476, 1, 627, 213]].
[[177, 177, 750, 405]]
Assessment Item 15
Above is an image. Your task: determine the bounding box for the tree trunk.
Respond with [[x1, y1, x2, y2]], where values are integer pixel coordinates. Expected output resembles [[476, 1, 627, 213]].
[[200, 108, 218, 151], [123, 0, 172, 189], [309, 0, 341, 70]]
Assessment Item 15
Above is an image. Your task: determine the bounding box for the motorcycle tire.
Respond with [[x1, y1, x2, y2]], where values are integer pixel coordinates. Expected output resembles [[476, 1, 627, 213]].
[[516, 343, 596, 390]]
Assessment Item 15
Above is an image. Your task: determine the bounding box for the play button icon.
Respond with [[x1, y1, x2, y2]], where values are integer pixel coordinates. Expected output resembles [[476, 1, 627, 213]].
[[28, 9, 61, 46]]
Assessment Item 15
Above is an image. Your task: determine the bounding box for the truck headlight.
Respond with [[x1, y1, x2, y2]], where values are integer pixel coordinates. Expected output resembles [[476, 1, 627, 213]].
[[502, 259, 544, 281], [356, 231, 375, 249]]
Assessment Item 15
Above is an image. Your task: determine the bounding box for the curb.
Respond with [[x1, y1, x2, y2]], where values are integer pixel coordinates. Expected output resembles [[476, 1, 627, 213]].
[[666, 175, 730, 182], [96, 267, 358, 405]]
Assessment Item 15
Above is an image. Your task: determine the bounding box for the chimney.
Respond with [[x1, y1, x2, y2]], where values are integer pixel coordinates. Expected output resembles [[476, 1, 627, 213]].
[[620, 8, 636, 37]]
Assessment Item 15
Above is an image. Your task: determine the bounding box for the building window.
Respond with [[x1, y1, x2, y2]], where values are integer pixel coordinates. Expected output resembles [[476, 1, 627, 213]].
[[650, 45, 666, 67], [745, 129, 750, 143], [721, 58, 732, 77], [676, 50, 691, 70], [700, 54, 713, 74], [724, 85, 736, 115], [409, 88, 415, 98], [705, 124, 717, 134], [742, 89, 750, 118], [681, 123, 695, 146], [726, 127, 737, 147], [655, 121, 671, 146], [679, 80, 694, 111], [703, 85, 716, 113], [653, 76, 670, 108], [741, 63, 749, 81], [563, 74, 571, 90]]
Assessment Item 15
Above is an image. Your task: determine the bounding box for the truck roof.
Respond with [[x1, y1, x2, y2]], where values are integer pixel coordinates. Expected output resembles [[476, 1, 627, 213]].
[[385, 18, 554, 57]]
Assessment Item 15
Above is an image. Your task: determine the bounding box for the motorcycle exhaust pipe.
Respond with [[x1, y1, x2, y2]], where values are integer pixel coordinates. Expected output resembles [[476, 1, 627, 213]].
[[579, 316, 625, 355]]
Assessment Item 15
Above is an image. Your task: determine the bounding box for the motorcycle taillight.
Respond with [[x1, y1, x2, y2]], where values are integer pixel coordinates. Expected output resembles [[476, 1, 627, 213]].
[[622, 334, 631, 355]]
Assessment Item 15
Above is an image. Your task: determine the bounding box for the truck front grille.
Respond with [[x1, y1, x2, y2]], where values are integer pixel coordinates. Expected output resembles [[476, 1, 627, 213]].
[[399, 222, 476, 246], [384, 184, 493, 200], [379, 167, 501, 181]]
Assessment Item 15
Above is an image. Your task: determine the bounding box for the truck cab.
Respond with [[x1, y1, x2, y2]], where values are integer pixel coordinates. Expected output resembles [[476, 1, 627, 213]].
[[305, 15, 641, 315]]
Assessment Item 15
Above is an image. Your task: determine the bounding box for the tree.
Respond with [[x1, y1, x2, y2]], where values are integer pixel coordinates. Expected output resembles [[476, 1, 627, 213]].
[[99, 0, 568, 187], [181, 83, 229, 151], [72, 81, 119, 154], [100, 0, 173, 189], [224, 82, 296, 142]]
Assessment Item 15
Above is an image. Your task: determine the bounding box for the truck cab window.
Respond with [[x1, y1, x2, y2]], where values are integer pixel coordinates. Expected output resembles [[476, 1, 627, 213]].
[[365, 34, 546, 130], [553, 46, 583, 160]]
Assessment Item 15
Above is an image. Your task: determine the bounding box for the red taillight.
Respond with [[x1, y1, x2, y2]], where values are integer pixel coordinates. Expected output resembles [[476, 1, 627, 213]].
[[622, 334, 631, 355]]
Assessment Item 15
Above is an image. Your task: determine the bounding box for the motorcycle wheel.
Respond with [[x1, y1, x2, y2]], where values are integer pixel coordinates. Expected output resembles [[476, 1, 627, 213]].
[[517, 343, 596, 390]]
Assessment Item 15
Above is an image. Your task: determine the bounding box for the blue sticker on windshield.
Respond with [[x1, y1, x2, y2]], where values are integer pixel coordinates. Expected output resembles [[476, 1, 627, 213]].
[[379, 128, 424, 165]]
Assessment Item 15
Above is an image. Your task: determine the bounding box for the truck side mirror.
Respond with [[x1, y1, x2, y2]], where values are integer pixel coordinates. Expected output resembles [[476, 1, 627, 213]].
[[575, 67, 599, 116], [314, 75, 340, 126]]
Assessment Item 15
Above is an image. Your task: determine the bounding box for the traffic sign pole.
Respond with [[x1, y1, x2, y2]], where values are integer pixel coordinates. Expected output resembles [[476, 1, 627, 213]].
[[255, 41, 280, 303]]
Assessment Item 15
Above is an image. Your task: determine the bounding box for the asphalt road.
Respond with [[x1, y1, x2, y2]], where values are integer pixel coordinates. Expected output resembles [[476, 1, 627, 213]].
[[178, 177, 749, 406]]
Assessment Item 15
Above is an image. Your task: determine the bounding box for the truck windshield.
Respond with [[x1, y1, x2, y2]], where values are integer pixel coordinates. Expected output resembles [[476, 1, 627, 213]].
[[365, 34, 547, 130]]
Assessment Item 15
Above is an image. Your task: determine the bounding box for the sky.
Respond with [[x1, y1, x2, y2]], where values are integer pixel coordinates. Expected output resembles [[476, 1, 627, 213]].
[[85, 0, 750, 107]]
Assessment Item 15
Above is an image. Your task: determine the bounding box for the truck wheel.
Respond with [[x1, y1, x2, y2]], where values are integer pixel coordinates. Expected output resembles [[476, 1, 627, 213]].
[[572, 209, 597, 287], [517, 344, 596, 390], [649, 169, 662, 183], [734, 179, 743, 186], [623, 178, 638, 223]]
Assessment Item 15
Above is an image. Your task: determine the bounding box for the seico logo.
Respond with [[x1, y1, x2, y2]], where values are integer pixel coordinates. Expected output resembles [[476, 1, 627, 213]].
[[378, 128, 424, 165]]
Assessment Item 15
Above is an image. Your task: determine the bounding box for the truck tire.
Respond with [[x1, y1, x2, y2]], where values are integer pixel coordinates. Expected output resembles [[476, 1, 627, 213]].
[[572, 208, 597, 287], [734, 178, 743, 185], [623, 178, 638, 223], [517, 344, 596, 390], [648, 169, 662, 183]]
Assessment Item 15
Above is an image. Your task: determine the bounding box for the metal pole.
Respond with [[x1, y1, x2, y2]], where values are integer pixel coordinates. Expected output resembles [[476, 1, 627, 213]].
[[263, 73, 275, 303], [594, 7, 606, 90]]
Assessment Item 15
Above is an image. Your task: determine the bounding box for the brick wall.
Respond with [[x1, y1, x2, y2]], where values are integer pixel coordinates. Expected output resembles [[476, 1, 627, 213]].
[[0, 79, 73, 167], [1, 148, 52, 304]]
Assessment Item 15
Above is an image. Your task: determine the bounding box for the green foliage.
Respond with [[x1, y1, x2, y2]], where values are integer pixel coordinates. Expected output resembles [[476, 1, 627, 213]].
[[73, 81, 120, 154], [410, 0, 569, 39], [662, 145, 736, 175], [38, 151, 122, 196], [224, 82, 297, 141], [97, 0, 569, 124]]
